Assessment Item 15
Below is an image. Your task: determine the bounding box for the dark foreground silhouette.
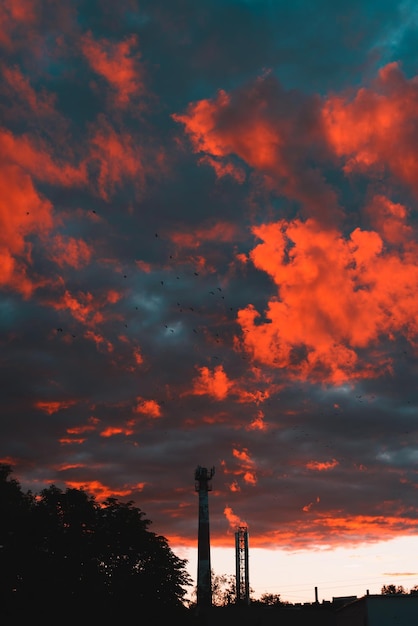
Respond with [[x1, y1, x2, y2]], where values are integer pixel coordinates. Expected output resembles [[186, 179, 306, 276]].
[[0, 464, 191, 623]]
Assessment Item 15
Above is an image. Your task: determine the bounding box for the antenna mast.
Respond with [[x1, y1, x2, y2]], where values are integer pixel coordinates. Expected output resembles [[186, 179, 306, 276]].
[[235, 525, 250, 605]]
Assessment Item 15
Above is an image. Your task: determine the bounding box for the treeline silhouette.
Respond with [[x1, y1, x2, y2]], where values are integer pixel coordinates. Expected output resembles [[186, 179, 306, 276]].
[[0, 464, 194, 623]]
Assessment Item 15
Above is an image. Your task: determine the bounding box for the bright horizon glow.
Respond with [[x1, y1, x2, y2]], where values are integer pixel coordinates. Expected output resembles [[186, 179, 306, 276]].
[[175, 536, 418, 605]]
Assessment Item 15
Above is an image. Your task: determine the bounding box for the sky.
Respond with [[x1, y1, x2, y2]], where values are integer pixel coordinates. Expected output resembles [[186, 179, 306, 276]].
[[2, 0, 418, 605]]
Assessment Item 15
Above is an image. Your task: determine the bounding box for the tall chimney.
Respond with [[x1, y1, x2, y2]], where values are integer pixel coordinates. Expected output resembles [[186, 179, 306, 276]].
[[195, 466, 215, 610]]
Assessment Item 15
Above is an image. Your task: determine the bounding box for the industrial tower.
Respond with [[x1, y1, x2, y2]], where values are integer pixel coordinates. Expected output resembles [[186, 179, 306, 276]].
[[195, 465, 215, 610], [235, 525, 250, 605]]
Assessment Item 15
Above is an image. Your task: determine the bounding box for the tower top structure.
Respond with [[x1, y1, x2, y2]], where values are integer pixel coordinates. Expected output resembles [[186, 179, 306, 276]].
[[195, 465, 215, 491]]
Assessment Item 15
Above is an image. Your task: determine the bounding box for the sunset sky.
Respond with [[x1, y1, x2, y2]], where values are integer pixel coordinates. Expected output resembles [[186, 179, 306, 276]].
[[2, 0, 418, 604]]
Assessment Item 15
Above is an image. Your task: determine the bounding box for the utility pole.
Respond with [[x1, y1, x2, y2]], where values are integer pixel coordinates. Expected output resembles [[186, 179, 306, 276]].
[[195, 465, 215, 611]]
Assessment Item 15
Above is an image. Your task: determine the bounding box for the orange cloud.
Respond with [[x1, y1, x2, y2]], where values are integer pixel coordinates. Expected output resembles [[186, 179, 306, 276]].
[[0, 456, 18, 466], [173, 75, 341, 224], [47, 291, 109, 328], [322, 62, 418, 197], [198, 154, 246, 182], [81, 32, 143, 107], [167, 508, 418, 550], [173, 89, 231, 156], [302, 497, 320, 512], [247, 410, 268, 431], [89, 116, 145, 200], [132, 348, 144, 365], [172, 62, 417, 245], [59, 437, 85, 445], [0, 118, 89, 296], [189, 365, 232, 400], [1, 0, 37, 23], [170, 220, 238, 248], [48, 235, 92, 269], [0, 129, 86, 187], [64, 480, 142, 502], [234, 215, 418, 383], [173, 84, 290, 172], [0, 0, 39, 50], [56, 463, 85, 471], [59, 415, 100, 445], [306, 459, 339, 471], [106, 290, 122, 304], [233, 448, 252, 463], [84, 330, 114, 353], [134, 397, 162, 418], [185, 369, 275, 415], [235, 388, 271, 405], [66, 417, 99, 436], [100, 424, 134, 437], [42, 283, 133, 345], [0, 162, 53, 296], [135, 259, 152, 272], [35, 400, 77, 415], [2, 64, 56, 117], [224, 512, 418, 550], [230, 447, 257, 485], [365, 195, 414, 246], [224, 506, 247, 531]]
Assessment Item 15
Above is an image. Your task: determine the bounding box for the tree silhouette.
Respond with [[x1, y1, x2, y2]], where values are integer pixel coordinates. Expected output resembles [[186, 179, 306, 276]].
[[27, 484, 99, 604], [0, 464, 35, 603], [381, 584, 406, 595], [0, 464, 192, 621], [256, 592, 285, 606], [210, 571, 236, 606]]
